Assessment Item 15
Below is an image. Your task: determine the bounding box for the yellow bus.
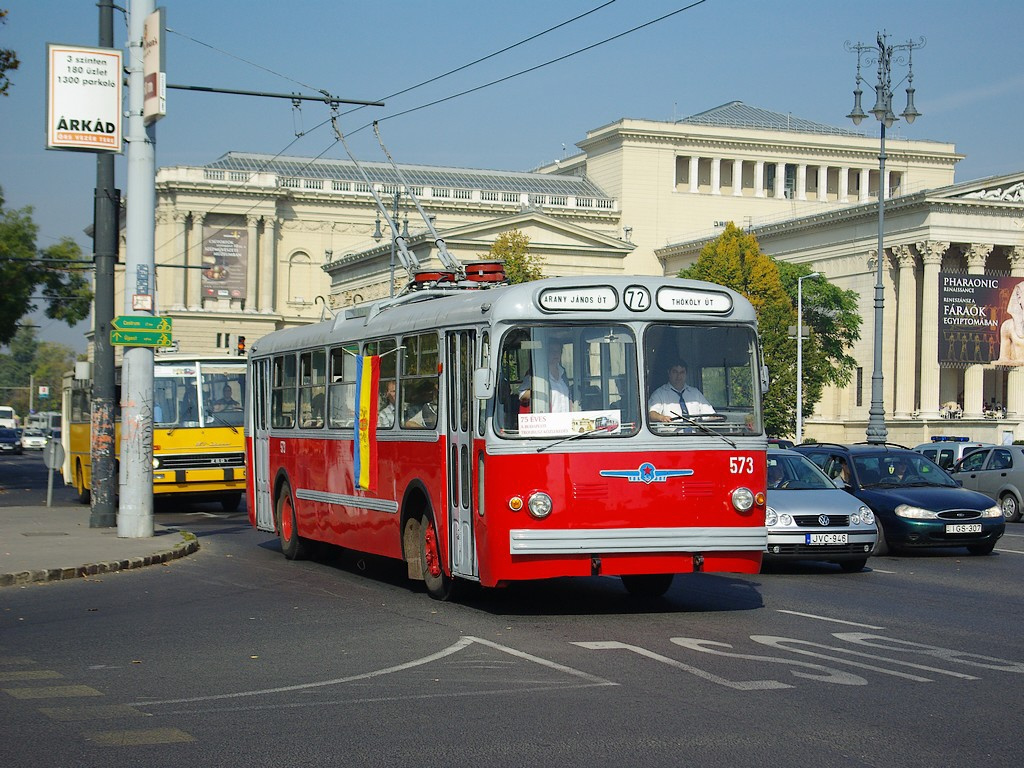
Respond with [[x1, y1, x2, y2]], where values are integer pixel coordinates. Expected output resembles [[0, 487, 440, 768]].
[[62, 355, 247, 510]]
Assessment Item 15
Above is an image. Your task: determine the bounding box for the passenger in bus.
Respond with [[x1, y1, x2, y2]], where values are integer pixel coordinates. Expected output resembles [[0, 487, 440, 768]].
[[404, 380, 439, 429], [378, 380, 396, 428], [647, 358, 714, 422], [519, 345, 573, 413], [212, 382, 241, 412]]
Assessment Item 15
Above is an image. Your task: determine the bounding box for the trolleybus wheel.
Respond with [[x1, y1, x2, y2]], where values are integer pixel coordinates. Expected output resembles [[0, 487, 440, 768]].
[[277, 482, 308, 561], [75, 463, 90, 505], [420, 514, 454, 601], [221, 492, 242, 512], [620, 573, 674, 598]]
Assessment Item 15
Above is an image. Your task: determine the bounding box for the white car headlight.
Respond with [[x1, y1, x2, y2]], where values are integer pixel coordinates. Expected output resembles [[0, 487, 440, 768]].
[[894, 503, 938, 520], [852, 505, 874, 526], [766, 508, 778, 526], [981, 505, 1002, 519]]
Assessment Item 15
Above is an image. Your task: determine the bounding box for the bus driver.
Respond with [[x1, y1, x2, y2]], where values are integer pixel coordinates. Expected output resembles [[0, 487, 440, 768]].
[[648, 358, 714, 422]]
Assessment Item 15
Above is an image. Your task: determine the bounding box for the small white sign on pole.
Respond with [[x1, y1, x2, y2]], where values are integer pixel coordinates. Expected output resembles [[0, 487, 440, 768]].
[[143, 7, 167, 124], [46, 43, 122, 153]]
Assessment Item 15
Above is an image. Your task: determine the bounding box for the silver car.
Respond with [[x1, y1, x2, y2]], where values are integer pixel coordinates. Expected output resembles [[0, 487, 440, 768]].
[[765, 449, 877, 572], [20, 429, 47, 451], [951, 445, 1024, 522]]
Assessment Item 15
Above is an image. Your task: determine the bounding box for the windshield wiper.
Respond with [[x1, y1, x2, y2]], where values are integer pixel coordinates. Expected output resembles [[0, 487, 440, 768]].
[[205, 410, 239, 433], [536, 427, 607, 453], [661, 414, 737, 448]]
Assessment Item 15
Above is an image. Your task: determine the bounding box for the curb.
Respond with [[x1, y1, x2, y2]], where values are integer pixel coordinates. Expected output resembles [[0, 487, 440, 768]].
[[0, 531, 200, 588]]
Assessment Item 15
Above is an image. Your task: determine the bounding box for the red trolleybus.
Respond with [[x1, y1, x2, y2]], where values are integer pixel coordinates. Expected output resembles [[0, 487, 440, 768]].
[[246, 275, 768, 599]]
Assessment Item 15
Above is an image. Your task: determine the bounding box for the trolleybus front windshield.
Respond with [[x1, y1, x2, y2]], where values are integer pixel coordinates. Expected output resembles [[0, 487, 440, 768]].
[[496, 324, 639, 439], [154, 362, 246, 429]]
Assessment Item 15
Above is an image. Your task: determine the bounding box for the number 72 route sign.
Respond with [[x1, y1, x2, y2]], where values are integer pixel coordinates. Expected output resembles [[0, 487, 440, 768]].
[[110, 315, 173, 347]]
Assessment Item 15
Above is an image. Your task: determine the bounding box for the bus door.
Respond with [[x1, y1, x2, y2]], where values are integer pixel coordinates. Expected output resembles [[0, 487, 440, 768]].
[[446, 330, 479, 580], [250, 357, 274, 531]]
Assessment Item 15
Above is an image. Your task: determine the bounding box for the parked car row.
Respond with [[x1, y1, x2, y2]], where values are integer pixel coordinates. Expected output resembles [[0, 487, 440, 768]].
[[792, 443, 1005, 557], [0, 427, 60, 454]]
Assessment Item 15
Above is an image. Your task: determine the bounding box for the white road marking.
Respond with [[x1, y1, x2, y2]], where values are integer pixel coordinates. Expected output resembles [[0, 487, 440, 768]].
[[776, 610, 884, 629], [135, 636, 613, 707]]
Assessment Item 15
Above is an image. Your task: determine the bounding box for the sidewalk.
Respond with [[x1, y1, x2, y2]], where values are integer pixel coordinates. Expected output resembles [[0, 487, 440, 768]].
[[0, 505, 198, 587]]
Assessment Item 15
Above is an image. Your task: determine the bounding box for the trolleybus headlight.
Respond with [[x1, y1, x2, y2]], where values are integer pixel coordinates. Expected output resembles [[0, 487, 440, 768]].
[[152, 457, 161, 469], [527, 492, 553, 519], [731, 487, 755, 513]]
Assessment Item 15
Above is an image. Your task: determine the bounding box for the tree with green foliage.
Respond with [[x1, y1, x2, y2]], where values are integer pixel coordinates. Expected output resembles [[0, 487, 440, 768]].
[[489, 228, 543, 283], [0, 327, 78, 416], [678, 222, 861, 438], [0, 9, 19, 96], [0, 187, 93, 345]]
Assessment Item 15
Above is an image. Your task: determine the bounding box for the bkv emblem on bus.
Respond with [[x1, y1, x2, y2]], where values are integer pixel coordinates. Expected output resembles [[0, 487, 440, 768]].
[[600, 462, 694, 484]]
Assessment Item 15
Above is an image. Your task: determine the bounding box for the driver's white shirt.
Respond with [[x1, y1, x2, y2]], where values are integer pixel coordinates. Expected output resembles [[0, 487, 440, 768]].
[[648, 383, 714, 417]]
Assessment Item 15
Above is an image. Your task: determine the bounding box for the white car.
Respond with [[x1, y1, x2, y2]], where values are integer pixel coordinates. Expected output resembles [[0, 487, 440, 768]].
[[765, 449, 877, 572], [20, 429, 47, 450]]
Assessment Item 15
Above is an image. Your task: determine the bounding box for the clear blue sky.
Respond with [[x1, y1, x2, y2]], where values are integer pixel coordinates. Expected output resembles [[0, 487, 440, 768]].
[[3, 0, 1023, 349]]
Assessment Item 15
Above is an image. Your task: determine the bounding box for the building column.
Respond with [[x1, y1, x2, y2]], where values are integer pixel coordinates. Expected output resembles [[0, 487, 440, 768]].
[[187, 212, 205, 311], [688, 156, 699, 194], [838, 167, 850, 203], [893, 245, 918, 418], [710, 157, 721, 195], [796, 164, 807, 201], [169, 211, 187, 310], [754, 160, 765, 198], [259, 216, 277, 313], [858, 168, 870, 202], [1006, 246, 1024, 420], [816, 165, 828, 202], [774, 162, 785, 199], [732, 159, 743, 196], [962, 243, 994, 417], [245, 215, 259, 313], [917, 240, 948, 418]]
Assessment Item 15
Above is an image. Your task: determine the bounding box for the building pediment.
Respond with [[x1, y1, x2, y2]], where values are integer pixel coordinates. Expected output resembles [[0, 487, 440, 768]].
[[931, 172, 1024, 204]]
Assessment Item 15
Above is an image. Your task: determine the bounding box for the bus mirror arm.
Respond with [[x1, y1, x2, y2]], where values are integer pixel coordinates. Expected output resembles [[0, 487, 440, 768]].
[[473, 368, 494, 400]]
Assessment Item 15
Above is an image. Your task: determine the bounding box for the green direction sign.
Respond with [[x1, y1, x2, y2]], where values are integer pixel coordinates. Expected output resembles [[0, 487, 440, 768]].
[[110, 329, 174, 347], [111, 315, 172, 332]]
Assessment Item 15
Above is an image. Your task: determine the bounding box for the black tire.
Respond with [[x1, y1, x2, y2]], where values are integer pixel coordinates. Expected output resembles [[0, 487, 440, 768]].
[[74, 462, 91, 505], [420, 514, 455, 601], [967, 540, 996, 556], [999, 493, 1021, 523], [221, 492, 242, 512], [838, 558, 868, 573], [621, 573, 675, 597], [872, 522, 889, 556], [277, 482, 308, 560]]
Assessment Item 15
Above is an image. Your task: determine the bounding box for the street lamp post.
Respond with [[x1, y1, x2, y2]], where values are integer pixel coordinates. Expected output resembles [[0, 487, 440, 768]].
[[796, 272, 820, 444], [846, 31, 923, 444]]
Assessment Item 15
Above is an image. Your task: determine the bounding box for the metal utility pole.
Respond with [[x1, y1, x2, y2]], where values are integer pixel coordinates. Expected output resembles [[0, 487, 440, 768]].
[[90, 0, 118, 528], [119, 0, 157, 538]]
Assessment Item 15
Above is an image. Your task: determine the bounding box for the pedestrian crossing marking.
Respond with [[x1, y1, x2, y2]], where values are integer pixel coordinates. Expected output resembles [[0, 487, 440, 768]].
[[84, 727, 194, 746], [3, 684, 103, 699], [40, 704, 151, 721], [0, 670, 62, 682]]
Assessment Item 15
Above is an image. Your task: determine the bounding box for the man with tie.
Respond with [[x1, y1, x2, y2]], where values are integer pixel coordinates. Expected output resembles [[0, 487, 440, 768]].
[[647, 358, 714, 423]]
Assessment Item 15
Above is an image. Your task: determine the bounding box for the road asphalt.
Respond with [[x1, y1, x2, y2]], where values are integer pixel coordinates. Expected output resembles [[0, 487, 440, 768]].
[[0, 505, 198, 588]]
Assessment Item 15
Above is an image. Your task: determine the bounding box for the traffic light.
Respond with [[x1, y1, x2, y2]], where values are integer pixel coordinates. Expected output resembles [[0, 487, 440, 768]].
[[237, 336, 246, 356]]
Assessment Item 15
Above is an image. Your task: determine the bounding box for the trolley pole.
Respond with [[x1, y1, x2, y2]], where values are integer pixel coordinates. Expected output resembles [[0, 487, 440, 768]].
[[119, 0, 156, 538], [89, 0, 118, 528]]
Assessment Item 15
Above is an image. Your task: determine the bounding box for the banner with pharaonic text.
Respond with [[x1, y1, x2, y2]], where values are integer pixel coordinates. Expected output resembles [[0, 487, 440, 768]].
[[940, 273, 1024, 366]]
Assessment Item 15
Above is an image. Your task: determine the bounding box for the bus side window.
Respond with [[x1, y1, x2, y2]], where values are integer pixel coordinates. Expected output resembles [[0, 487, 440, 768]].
[[401, 332, 439, 430], [271, 354, 296, 429], [299, 349, 327, 429], [328, 346, 357, 429]]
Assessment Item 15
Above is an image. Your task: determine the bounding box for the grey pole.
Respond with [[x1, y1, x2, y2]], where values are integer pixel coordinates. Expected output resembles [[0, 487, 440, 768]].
[[90, 0, 118, 527], [845, 31, 924, 444], [796, 272, 819, 444], [119, 0, 156, 538]]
